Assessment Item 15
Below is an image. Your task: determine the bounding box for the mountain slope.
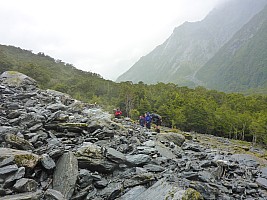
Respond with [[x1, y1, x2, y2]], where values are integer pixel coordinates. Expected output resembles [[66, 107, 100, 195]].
[[0, 44, 116, 101], [196, 5, 267, 93], [117, 0, 267, 87]]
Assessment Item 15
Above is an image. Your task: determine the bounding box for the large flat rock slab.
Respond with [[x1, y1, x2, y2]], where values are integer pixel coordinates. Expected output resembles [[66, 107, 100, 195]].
[[53, 151, 78, 199]]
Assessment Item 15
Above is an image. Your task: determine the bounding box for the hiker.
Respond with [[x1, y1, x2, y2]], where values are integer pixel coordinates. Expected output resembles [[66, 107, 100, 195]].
[[145, 112, 152, 129], [139, 115, 145, 127], [114, 108, 122, 119], [151, 113, 162, 133]]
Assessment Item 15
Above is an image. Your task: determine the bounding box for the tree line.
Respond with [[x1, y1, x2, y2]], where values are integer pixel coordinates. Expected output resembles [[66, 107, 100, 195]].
[[0, 44, 266, 145]]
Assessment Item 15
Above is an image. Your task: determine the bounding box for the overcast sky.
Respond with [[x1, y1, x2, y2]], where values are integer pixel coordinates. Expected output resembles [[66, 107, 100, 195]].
[[0, 0, 224, 80]]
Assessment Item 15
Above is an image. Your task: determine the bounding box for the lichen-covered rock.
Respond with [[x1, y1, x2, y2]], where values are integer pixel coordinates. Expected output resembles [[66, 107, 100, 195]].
[[0, 148, 39, 168], [182, 188, 204, 200], [182, 132, 193, 140], [76, 143, 118, 173], [5, 134, 34, 150]]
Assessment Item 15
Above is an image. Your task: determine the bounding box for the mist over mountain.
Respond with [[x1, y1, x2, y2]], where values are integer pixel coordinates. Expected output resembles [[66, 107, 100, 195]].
[[196, 5, 267, 93], [117, 0, 267, 93]]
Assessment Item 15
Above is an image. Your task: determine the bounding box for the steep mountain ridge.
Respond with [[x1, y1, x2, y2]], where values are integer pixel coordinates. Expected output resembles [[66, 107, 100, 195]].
[[117, 0, 267, 90], [196, 5, 267, 93]]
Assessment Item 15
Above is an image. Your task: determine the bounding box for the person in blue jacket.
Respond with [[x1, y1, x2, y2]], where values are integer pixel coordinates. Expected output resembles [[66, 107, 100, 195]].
[[145, 112, 152, 129]]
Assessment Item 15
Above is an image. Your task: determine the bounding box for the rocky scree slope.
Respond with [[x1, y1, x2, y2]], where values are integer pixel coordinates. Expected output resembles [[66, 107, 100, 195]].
[[0, 71, 267, 200]]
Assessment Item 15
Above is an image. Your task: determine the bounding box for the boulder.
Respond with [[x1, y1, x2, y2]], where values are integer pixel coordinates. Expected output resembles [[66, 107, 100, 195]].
[[126, 154, 151, 166], [256, 177, 267, 189], [132, 178, 188, 200], [53, 151, 78, 199], [105, 147, 126, 164], [76, 143, 117, 173], [118, 185, 146, 200], [0, 164, 18, 175], [156, 132, 185, 147], [5, 134, 34, 150], [0, 71, 37, 87], [0, 148, 39, 168], [13, 178, 38, 192], [40, 154, 56, 170]]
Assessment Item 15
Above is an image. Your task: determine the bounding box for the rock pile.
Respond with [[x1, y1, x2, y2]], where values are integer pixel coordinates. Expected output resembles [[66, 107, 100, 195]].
[[0, 71, 267, 200]]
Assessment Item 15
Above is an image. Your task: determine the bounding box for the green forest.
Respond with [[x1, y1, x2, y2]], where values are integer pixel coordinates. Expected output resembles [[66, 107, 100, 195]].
[[1, 44, 267, 145]]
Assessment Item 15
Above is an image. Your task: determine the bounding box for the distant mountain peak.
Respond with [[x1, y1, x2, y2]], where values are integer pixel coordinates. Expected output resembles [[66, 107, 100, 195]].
[[116, 0, 267, 93]]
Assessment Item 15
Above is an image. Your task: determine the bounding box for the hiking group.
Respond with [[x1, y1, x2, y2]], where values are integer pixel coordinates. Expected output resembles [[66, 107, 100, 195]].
[[114, 108, 162, 133], [139, 112, 162, 133]]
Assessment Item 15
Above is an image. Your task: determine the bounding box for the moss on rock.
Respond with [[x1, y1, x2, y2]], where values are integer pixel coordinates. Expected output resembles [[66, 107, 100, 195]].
[[182, 188, 204, 200]]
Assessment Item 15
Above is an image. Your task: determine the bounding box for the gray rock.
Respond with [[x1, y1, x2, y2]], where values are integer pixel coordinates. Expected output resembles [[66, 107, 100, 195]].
[[0, 148, 39, 168], [126, 154, 151, 166], [118, 185, 146, 200], [143, 164, 165, 172], [190, 181, 219, 200], [78, 169, 93, 188], [155, 143, 176, 159], [256, 177, 267, 189], [123, 172, 155, 188], [0, 156, 15, 168], [0, 190, 42, 200], [53, 151, 78, 199], [230, 154, 260, 168], [156, 132, 185, 146], [260, 167, 267, 178], [182, 143, 203, 152], [13, 178, 38, 192], [41, 154, 56, 170], [4, 167, 25, 186], [198, 171, 215, 183], [134, 178, 186, 200], [136, 146, 157, 155], [4, 134, 34, 150], [98, 182, 123, 199], [76, 143, 117, 173], [106, 148, 126, 164], [143, 140, 155, 147], [44, 189, 65, 200], [0, 71, 37, 87], [0, 164, 18, 175], [94, 179, 108, 189], [47, 103, 67, 112]]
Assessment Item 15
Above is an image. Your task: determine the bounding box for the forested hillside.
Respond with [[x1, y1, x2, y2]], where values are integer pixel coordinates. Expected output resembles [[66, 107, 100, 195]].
[[196, 5, 267, 93], [0, 44, 267, 146], [0, 45, 116, 103]]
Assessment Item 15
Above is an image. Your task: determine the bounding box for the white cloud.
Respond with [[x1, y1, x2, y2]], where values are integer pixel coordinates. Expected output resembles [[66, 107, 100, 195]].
[[0, 0, 224, 80]]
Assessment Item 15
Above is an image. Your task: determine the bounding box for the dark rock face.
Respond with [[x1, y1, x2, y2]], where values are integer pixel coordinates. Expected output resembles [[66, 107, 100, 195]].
[[0, 71, 267, 200], [53, 152, 78, 199]]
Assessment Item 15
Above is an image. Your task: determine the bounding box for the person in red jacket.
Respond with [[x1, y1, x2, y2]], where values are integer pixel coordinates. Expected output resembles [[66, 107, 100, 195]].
[[114, 108, 122, 119]]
